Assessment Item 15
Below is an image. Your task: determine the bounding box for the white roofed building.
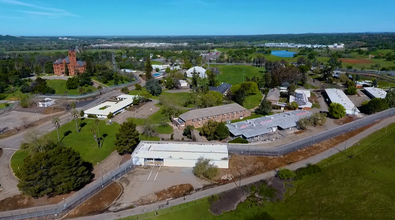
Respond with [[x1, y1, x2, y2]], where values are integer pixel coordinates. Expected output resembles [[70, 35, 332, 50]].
[[364, 87, 387, 99], [325, 88, 360, 115], [84, 94, 138, 119], [289, 90, 312, 110], [186, 66, 207, 78], [132, 142, 229, 168]]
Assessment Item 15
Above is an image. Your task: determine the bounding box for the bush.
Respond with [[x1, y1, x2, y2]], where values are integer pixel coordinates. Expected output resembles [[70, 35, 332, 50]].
[[0, 94, 7, 100], [277, 168, 296, 180], [345, 86, 357, 95], [193, 157, 219, 180], [329, 103, 346, 119], [121, 86, 129, 94], [228, 137, 249, 144], [297, 118, 312, 130], [294, 164, 322, 180], [135, 83, 142, 90], [87, 114, 98, 118]]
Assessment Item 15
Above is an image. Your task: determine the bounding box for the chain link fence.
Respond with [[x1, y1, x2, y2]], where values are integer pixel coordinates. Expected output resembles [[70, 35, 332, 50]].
[[0, 102, 19, 116], [1, 109, 394, 219]]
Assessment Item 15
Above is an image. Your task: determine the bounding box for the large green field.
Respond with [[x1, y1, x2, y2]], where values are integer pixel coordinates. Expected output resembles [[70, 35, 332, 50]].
[[211, 65, 263, 85], [11, 119, 121, 172], [46, 79, 97, 95], [122, 122, 395, 220]]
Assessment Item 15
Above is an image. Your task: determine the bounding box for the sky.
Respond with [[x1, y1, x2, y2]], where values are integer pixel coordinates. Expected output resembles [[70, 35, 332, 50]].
[[0, 0, 394, 36]]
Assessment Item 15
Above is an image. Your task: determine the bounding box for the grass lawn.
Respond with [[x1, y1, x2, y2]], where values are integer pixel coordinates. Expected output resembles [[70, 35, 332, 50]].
[[151, 61, 163, 65], [243, 93, 262, 109], [148, 108, 170, 124], [156, 124, 173, 134], [46, 80, 97, 95], [0, 103, 9, 109], [260, 122, 395, 220], [129, 88, 159, 99], [139, 134, 160, 141], [159, 92, 191, 107], [121, 123, 395, 220], [46, 119, 121, 165], [10, 150, 29, 179], [211, 65, 264, 85], [5, 89, 23, 100]]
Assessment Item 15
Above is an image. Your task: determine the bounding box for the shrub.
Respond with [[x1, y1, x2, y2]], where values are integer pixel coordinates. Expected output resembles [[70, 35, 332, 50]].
[[294, 164, 322, 180], [277, 168, 296, 180], [0, 94, 7, 100], [88, 114, 98, 118], [193, 157, 219, 180], [297, 118, 312, 130], [135, 83, 142, 90], [329, 103, 346, 119], [170, 133, 174, 140], [228, 137, 249, 144], [121, 86, 129, 94], [259, 183, 276, 199]]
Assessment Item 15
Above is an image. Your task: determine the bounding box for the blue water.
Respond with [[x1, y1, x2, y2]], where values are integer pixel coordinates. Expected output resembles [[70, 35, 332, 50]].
[[271, 50, 297, 58], [153, 73, 162, 77]]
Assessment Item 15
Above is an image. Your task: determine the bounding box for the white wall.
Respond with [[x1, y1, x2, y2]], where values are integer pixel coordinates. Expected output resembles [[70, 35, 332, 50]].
[[133, 157, 228, 168]]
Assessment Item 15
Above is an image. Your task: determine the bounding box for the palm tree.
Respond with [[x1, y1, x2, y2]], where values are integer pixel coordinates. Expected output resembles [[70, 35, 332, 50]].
[[71, 109, 79, 133], [52, 117, 61, 142], [90, 126, 99, 148]]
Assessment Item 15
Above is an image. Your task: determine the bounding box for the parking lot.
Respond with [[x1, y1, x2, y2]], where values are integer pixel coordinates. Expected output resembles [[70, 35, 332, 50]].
[[110, 166, 209, 211]]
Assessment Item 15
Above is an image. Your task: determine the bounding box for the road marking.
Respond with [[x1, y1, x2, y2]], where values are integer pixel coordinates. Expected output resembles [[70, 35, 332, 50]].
[[154, 171, 159, 181], [147, 170, 153, 181]]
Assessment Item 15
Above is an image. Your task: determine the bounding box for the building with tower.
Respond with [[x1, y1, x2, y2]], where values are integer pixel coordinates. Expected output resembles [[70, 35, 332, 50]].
[[53, 49, 86, 76]]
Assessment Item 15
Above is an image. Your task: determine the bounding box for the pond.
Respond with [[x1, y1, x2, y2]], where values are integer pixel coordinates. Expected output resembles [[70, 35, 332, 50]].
[[271, 50, 297, 58]]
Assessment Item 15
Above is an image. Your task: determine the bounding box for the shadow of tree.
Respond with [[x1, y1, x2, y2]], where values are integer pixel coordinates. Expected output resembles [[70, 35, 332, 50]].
[[61, 130, 72, 142], [100, 134, 108, 148], [79, 122, 87, 131]]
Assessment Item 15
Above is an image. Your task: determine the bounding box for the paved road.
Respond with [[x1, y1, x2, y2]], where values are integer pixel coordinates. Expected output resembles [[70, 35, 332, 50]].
[[0, 90, 122, 200], [73, 115, 395, 220]]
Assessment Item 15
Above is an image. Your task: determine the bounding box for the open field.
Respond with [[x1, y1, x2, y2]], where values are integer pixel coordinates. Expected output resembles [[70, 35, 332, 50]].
[[261, 123, 395, 219], [211, 65, 263, 85], [160, 92, 192, 107], [243, 92, 262, 109], [11, 119, 121, 173], [5, 89, 23, 100], [46, 80, 97, 95]]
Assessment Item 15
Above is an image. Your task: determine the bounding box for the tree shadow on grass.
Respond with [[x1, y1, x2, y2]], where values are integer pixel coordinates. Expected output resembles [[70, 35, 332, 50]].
[[61, 130, 72, 142], [100, 134, 108, 148], [79, 122, 87, 131]]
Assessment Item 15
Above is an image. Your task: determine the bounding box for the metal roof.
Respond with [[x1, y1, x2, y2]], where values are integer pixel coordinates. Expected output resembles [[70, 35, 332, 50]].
[[364, 87, 387, 99], [209, 83, 232, 94], [186, 66, 207, 78], [132, 141, 228, 161], [179, 103, 248, 121], [289, 90, 312, 108], [226, 110, 311, 138], [84, 95, 138, 116], [325, 88, 360, 115], [266, 88, 280, 101]]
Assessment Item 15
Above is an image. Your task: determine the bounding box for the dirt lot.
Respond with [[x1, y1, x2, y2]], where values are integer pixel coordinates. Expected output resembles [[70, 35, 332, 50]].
[[137, 184, 194, 206], [0, 192, 75, 212], [333, 115, 356, 125], [66, 182, 122, 219], [41, 107, 64, 114], [339, 58, 373, 64], [218, 123, 375, 180]]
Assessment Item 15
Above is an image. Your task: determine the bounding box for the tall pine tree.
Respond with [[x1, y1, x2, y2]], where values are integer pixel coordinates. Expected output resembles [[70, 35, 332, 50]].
[[145, 56, 153, 79], [115, 120, 140, 155]]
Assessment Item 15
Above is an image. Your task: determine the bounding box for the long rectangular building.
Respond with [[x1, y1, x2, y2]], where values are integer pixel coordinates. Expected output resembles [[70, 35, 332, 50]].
[[84, 94, 138, 119], [226, 110, 311, 142], [172, 103, 250, 128], [364, 87, 387, 99], [325, 88, 360, 115], [132, 142, 229, 168]]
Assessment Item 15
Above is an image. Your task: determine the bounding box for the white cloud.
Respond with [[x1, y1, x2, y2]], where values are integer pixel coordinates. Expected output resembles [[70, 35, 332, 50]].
[[0, 0, 79, 17]]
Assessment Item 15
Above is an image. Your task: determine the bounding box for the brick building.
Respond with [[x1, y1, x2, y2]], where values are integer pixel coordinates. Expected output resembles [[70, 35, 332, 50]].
[[172, 103, 251, 129], [53, 50, 86, 76]]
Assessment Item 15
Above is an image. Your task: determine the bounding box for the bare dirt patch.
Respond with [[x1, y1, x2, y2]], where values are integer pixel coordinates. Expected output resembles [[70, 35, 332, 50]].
[[218, 123, 375, 179], [294, 130, 305, 135], [334, 116, 356, 125], [0, 192, 75, 212], [137, 184, 194, 206], [41, 107, 64, 115], [66, 182, 122, 219], [210, 188, 247, 215], [339, 58, 373, 64], [119, 154, 131, 166]]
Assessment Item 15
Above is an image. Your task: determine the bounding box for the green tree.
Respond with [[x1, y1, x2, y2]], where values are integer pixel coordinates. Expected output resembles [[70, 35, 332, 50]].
[[135, 83, 142, 90], [115, 120, 140, 155], [66, 77, 79, 90], [255, 99, 272, 115], [355, 74, 361, 81], [372, 79, 378, 87], [78, 87, 85, 94], [145, 56, 153, 79], [202, 91, 223, 107], [165, 77, 175, 89], [107, 112, 113, 119], [90, 126, 99, 147], [44, 61, 54, 74], [289, 101, 299, 110], [297, 117, 312, 130], [193, 157, 219, 180], [310, 112, 327, 126], [366, 98, 389, 114], [121, 86, 129, 94], [277, 168, 296, 180], [329, 103, 346, 119], [287, 83, 297, 96], [34, 65, 42, 75], [80, 110, 85, 118], [385, 89, 395, 108], [345, 86, 357, 95], [17, 145, 93, 197], [65, 63, 69, 76], [52, 117, 60, 142], [142, 120, 157, 137], [214, 122, 229, 140], [206, 70, 218, 87], [183, 125, 194, 139], [146, 79, 162, 96]]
